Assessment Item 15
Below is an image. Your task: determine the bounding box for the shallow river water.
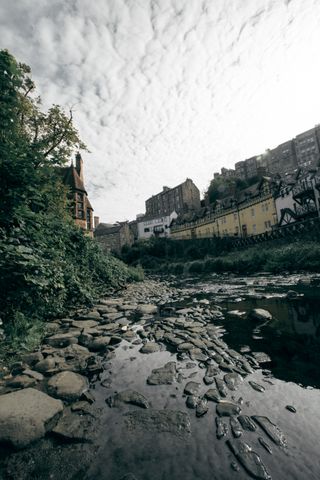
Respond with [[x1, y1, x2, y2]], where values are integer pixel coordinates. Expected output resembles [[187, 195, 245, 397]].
[[2, 273, 320, 480]]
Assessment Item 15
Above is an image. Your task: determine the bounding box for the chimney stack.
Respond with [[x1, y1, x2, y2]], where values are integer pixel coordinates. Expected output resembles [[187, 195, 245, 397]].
[[94, 216, 100, 229], [75, 152, 83, 181]]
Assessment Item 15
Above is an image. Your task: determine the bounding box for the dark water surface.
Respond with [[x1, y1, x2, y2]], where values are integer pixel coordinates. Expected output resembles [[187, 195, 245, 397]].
[[87, 274, 320, 480]]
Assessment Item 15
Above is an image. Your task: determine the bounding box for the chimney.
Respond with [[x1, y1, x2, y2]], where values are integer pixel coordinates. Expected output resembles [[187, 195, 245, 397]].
[[94, 216, 100, 229], [75, 152, 83, 181]]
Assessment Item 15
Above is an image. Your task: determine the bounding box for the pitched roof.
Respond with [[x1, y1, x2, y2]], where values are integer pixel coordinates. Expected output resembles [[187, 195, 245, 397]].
[[94, 223, 122, 236], [58, 165, 87, 194]]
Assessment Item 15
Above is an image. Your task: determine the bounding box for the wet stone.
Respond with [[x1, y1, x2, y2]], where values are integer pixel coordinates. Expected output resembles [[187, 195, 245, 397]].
[[107, 390, 149, 409], [147, 362, 177, 385], [196, 398, 208, 417], [230, 416, 242, 438], [124, 410, 191, 437], [249, 381, 265, 392], [184, 381, 200, 396], [52, 409, 95, 443], [215, 378, 228, 397], [47, 371, 88, 402], [216, 417, 228, 439], [238, 415, 257, 431], [227, 440, 271, 480], [286, 405, 296, 413], [204, 388, 220, 402], [258, 437, 273, 454], [203, 376, 214, 385], [6, 374, 37, 389], [140, 342, 160, 354], [186, 395, 199, 409], [224, 372, 243, 391], [252, 416, 287, 447], [216, 401, 241, 417]]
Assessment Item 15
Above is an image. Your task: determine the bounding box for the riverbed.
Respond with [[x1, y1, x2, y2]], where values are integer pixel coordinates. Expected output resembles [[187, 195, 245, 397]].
[[1, 273, 320, 480]]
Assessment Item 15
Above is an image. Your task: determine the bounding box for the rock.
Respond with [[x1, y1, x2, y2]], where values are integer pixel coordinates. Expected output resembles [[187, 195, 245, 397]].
[[227, 440, 271, 480], [47, 371, 88, 402], [88, 337, 111, 352], [238, 415, 257, 431], [20, 352, 43, 366], [249, 308, 272, 321], [72, 320, 99, 329], [286, 405, 296, 413], [249, 381, 265, 392], [107, 390, 149, 409], [137, 304, 157, 315], [224, 373, 243, 391], [230, 416, 242, 438], [215, 378, 228, 397], [140, 342, 160, 354], [286, 290, 299, 298], [33, 357, 56, 374], [52, 409, 95, 443], [186, 395, 199, 409], [203, 376, 214, 385], [0, 388, 63, 448], [184, 381, 200, 396], [258, 437, 273, 454], [177, 342, 194, 352], [251, 352, 271, 364], [228, 310, 246, 318], [196, 398, 208, 417], [46, 333, 78, 348], [6, 375, 37, 389], [216, 417, 228, 439], [125, 410, 191, 437], [147, 362, 177, 385], [204, 388, 220, 402], [252, 416, 287, 447], [216, 401, 241, 417], [23, 369, 44, 381]]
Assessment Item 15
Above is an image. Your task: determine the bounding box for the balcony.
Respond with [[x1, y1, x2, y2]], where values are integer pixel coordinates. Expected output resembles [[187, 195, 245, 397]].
[[292, 180, 314, 198]]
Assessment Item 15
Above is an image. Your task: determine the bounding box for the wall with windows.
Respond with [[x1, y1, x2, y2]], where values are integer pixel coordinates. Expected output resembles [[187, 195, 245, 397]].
[[137, 211, 178, 239]]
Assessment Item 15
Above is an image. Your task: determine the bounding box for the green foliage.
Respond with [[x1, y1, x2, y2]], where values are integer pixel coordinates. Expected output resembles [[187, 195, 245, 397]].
[[0, 50, 138, 353]]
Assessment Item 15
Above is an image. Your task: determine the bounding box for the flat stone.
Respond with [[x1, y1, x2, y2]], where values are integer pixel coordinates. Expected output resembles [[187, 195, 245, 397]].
[[249, 381, 265, 392], [23, 369, 44, 381], [252, 416, 287, 447], [140, 342, 160, 354], [20, 352, 43, 366], [196, 398, 208, 417], [227, 440, 271, 480], [46, 333, 78, 348], [184, 381, 200, 396], [52, 409, 95, 443], [216, 401, 241, 417], [137, 304, 157, 315], [224, 373, 243, 391], [204, 388, 220, 402], [72, 320, 99, 329], [47, 371, 88, 402], [125, 410, 191, 437], [107, 390, 149, 409], [0, 388, 63, 448], [186, 395, 199, 409], [147, 362, 177, 385], [177, 342, 194, 352], [249, 308, 272, 321], [6, 375, 37, 389], [33, 357, 56, 374], [238, 415, 257, 431]]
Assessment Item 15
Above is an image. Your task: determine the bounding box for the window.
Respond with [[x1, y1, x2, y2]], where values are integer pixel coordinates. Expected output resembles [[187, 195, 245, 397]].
[[144, 228, 150, 233], [86, 208, 91, 230], [234, 213, 237, 220], [251, 208, 255, 216], [252, 224, 256, 233]]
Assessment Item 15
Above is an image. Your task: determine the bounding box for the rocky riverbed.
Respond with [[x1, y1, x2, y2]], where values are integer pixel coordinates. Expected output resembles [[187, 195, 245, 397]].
[[1, 275, 320, 480]]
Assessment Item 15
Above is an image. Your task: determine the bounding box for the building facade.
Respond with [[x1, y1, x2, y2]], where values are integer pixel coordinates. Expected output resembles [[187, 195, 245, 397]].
[[294, 127, 320, 170], [94, 222, 133, 254], [59, 153, 94, 237], [171, 178, 277, 240], [145, 179, 200, 217], [137, 211, 178, 239]]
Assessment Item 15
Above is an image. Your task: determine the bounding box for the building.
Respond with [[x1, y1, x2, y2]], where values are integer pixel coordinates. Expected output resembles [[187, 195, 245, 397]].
[[275, 169, 320, 227], [145, 179, 200, 217], [266, 140, 297, 175], [235, 157, 259, 180], [94, 221, 133, 254], [171, 178, 277, 240], [221, 167, 236, 179], [294, 127, 320, 170], [58, 153, 94, 236], [137, 211, 178, 239]]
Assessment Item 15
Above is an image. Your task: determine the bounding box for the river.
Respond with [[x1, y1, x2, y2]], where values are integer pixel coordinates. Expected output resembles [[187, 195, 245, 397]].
[[1, 273, 320, 480]]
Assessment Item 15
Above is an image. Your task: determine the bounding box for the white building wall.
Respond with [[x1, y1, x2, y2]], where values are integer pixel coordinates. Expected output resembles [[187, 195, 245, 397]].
[[137, 212, 178, 239], [275, 189, 296, 224]]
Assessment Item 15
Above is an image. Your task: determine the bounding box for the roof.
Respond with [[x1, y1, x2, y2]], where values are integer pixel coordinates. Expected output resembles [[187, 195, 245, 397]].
[[94, 223, 122, 236], [58, 165, 87, 194]]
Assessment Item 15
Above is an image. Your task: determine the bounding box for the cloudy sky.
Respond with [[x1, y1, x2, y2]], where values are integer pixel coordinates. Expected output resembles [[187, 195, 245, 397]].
[[2, 0, 320, 221]]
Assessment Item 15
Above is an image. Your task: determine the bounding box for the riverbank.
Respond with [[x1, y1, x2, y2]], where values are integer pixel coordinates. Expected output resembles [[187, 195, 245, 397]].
[[121, 239, 320, 275], [1, 274, 320, 480]]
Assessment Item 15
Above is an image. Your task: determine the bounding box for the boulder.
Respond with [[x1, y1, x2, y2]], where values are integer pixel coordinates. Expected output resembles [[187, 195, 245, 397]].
[[47, 371, 88, 401], [0, 388, 63, 448], [147, 362, 177, 385], [46, 332, 78, 348], [249, 308, 272, 321], [140, 342, 160, 354]]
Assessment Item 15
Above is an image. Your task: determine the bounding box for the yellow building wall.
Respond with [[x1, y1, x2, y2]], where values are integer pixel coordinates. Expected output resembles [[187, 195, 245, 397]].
[[238, 195, 277, 236], [215, 210, 239, 237]]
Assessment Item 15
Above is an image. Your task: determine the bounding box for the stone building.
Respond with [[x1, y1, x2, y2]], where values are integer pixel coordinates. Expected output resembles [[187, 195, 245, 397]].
[[265, 140, 298, 175], [94, 222, 133, 254], [145, 178, 200, 217], [294, 127, 320, 169], [59, 153, 93, 237], [235, 157, 259, 180]]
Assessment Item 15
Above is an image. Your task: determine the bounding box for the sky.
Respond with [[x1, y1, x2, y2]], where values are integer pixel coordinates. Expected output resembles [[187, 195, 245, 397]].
[[2, 0, 320, 222]]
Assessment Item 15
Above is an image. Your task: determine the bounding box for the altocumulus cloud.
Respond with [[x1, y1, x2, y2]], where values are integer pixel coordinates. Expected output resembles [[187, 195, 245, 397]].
[[1, 0, 320, 221]]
